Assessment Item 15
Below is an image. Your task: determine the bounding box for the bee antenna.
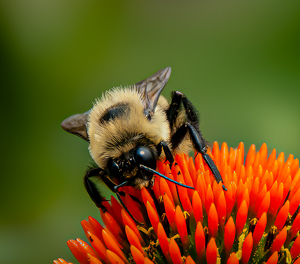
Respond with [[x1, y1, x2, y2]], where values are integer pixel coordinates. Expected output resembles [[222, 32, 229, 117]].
[[139, 164, 194, 189]]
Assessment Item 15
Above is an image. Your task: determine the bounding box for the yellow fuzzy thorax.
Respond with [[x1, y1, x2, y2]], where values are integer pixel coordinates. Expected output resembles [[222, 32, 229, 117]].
[[88, 86, 170, 168]]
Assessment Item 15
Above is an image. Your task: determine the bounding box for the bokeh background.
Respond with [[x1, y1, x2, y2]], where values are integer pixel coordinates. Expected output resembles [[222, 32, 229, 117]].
[[1, 1, 299, 263]]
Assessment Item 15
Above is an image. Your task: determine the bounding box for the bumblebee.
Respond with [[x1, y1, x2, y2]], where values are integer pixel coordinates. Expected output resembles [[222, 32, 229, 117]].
[[61, 67, 225, 215]]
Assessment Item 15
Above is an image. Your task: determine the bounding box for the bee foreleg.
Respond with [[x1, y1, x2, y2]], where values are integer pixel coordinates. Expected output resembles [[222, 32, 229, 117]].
[[84, 168, 115, 212], [156, 141, 174, 166]]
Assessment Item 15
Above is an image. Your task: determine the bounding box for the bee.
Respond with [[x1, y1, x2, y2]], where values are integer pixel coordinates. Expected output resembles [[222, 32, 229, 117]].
[[61, 67, 225, 217]]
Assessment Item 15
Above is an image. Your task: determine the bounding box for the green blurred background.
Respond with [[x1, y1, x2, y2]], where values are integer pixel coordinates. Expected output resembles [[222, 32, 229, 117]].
[[1, 0, 299, 263]]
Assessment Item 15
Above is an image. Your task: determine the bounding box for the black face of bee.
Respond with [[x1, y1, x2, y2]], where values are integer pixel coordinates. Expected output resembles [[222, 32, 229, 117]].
[[106, 146, 157, 185]]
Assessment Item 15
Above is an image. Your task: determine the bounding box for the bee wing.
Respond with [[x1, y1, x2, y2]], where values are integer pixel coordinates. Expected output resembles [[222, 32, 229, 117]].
[[61, 111, 90, 141], [135, 67, 171, 115]]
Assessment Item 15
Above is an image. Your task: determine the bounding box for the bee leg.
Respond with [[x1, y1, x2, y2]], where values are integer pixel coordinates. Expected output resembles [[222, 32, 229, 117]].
[[167, 91, 183, 128], [84, 168, 114, 212], [156, 141, 174, 166], [113, 182, 144, 225]]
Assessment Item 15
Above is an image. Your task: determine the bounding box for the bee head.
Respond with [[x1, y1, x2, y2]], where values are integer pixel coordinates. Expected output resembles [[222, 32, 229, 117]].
[[106, 146, 157, 185]]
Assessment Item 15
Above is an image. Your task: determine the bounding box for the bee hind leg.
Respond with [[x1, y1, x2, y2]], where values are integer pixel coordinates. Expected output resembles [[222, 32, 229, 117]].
[[169, 92, 226, 190]]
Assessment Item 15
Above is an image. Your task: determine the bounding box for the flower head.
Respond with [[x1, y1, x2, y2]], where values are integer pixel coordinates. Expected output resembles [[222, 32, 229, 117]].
[[54, 142, 300, 264]]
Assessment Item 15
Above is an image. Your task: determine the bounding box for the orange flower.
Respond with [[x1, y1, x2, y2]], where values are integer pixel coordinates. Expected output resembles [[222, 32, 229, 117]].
[[54, 142, 300, 264]]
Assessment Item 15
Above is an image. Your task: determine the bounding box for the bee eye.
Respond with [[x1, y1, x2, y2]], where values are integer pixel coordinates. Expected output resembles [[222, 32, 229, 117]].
[[107, 159, 122, 184], [134, 146, 156, 170]]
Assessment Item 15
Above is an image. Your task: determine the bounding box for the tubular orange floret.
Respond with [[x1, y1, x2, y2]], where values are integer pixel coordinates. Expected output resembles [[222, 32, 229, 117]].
[[226, 253, 239, 264], [121, 209, 144, 246], [102, 228, 126, 263], [206, 238, 218, 264], [266, 251, 278, 264], [124, 193, 145, 224], [290, 234, 300, 259], [169, 237, 183, 264], [195, 221, 206, 262], [224, 217, 235, 256], [270, 226, 287, 253], [225, 184, 235, 219], [88, 216, 104, 242], [85, 231, 109, 263], [125, 225, 143, 254], [157, 223, 171, 262], [241, 232, 253, 264], [289, 188, 300, 216], [106, 250, 125, 264], [159, 177, 174, 207], [130, 245, 144, 264], [208, 203, 218, 237], [100, 210, 125, 245], [256, 191, 270, 219], [53, 258, 73, 264], [146, 201, 160, 234], [205, 184, 214, 214], [192, 191, 203, 223], [185, 255, 196, 264], [253, 212, 267, 247], [175, 205, 190, 250], [216, 190, 226, 229], [87, 254, 103, 264], [274, 200, 289, 231], [163, 193, 177, 232], [236, 200, 248, 237]]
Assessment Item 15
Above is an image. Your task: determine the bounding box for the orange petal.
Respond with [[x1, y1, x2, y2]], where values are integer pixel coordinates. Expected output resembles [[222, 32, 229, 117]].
[[224, 217, 236, 255], [241, 232, 253, 264], [88, 216, 104, 242], [160, 177, 175, 207], [225, 184, 235, 219], [266, 251, 278, 264], [86, 231, 109, 263], [185, 255, 196, 264], [216, 191, 227, 230], [110, 196, 124, 227], [100, 210, 124, 244], [245, 144, 256, 169], [270, 226, 287, 253], [175, 206, 190, 249], [208, 203, 218, 237], [106, 250, 125, 264], [169, 237, 183, 264], [290, 234, 300, 259], [289, 212, 300, 241], [253, 213, 267, 247], [227, 253, 239, 264], [192, 191, 203, 223], [130, 245, 144, 264], [76, 238, 98, 259], [141, 187, 156, 211], [236, 200, 248, 236], [102, 229, 126, 263], [53, 258, 73, 264], [163, 193, 177, 232], [144, 258, 154, 264], [67, 240, 88, 264], [289, 188, 300, 217], [124, 193, 145, 224], [121, 209, 144, 246], [256, 191, 270, 219], [205, 184, 214, 214], [87, 254, 103, 264], [195, 221, 205, 261], [146, 201, 160, 234], [274, 201, 289, 231], [157, 223, 170, 261], [206, 238, 218, 264], [125, 226, 143, 254]]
